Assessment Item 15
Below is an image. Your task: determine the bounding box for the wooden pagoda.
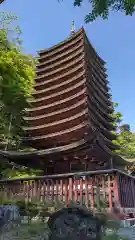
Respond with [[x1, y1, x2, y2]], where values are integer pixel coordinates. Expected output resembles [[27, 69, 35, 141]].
[[0, 27, 120, 173], [1, 27, 135, 220]]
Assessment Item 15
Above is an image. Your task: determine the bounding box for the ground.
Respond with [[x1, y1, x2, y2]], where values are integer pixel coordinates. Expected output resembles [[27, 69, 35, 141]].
[[118, 227, 135, 240], [0, 227, 135, 240]]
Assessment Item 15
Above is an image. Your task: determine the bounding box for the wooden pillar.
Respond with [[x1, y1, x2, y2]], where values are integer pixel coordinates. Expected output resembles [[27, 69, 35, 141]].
[[74, 177, 78, 202], [85, 176, 88, 205], [65, 179, 68, 205], [108, 175, 112, 210], [118, 174, 123, 207], [90, 176, 94, 209], [56, 179, 59, 202], [113, 173, 121, 207], [79, 177, 83, 204], [126, 177, 131, 207], [122, 176, 126, 208], [33, 180, 37, 201], [95, 175, 100, 209], [60, 179, 63, 202], [131, 178, 135, 207], [102, 175, 105, 198], [25, 181, 29, 202], [69, 178, 73, 201], [46, 179, 50, 201], [43, 180, 46, 202], [122, 176, 128, 207]]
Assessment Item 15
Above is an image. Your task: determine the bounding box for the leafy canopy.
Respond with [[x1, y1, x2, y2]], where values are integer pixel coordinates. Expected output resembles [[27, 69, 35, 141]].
[[66, 0, 135, 22], [0, 12, 35, 150], [116, 131, 135, 158], [1, 1, 134, 22], [112, 103, 135, 159]]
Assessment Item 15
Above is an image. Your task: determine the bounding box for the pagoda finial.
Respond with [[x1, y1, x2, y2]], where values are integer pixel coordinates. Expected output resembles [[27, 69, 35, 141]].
[[71, 20, 75, 35]]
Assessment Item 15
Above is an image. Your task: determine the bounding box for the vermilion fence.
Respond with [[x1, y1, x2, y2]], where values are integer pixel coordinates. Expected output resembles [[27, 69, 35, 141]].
[[0, 169, 135, 210]]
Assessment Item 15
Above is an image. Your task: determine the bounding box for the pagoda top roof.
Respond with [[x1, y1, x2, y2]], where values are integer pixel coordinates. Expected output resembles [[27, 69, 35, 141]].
[[37, 28, 84, 55], [37, 27, 105, 64]]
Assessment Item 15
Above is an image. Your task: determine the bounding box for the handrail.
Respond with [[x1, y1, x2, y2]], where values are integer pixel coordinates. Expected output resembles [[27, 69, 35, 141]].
[[0, 168, 134, 183]]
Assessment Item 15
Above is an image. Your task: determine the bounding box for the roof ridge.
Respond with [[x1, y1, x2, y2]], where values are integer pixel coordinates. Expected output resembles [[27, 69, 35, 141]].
[[37, 27, 84, 54]]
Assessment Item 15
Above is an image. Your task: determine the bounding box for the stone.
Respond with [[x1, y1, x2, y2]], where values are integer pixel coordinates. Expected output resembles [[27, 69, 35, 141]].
[[48, 206, 102, 240], [0, 204, 20, 229]]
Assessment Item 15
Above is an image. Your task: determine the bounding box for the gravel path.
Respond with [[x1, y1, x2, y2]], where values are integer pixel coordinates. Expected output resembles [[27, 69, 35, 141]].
[[1, 226, 135, 240], [118, 227, 135, 240]]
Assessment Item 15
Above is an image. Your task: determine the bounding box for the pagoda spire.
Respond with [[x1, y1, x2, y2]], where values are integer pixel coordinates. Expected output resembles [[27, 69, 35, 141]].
[[71, 20, 75, 35]]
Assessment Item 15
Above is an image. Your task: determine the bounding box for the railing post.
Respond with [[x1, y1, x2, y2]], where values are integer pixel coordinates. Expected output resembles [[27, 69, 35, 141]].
[[108, 175, 112, 210], [65, 179, 68, 205], [85, 176, 88, 205], [131, 178, 135, 207], [69, 177, 73, 201], [79, 177, 83, 204], [90, 176, 94, 209], [74, 176, 78, 202], [1, 169, 135, 211], [114, 173, 121, 208], [60, 180, 63, 202]]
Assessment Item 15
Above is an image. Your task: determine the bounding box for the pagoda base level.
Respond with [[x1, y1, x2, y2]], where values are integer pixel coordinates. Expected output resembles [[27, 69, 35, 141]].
[[0, 169, 135, 210], [43, 158, 110, 175]]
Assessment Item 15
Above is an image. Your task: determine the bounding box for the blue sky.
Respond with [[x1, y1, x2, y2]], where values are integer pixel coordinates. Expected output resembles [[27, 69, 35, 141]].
[[1, 0, 135, 131]]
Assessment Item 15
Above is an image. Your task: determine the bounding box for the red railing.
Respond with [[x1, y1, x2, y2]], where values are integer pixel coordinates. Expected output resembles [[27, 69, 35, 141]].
[[0, 169, 135, 210]]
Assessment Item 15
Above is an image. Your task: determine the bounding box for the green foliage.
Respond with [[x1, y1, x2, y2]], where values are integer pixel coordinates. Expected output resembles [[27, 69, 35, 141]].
[[0, 222, 48, 240], [0, 12, 35, 150], [73, 0, 135, 22], [111, 103, 123, 130], [0, 198, 127, 240], [115, 131, 135, 158], [1, 167, 43, 179], [103, 234, 128, 240], [2, 1, 134, 22], [0, 197, 65, 232], [111, 102, 135, 159]]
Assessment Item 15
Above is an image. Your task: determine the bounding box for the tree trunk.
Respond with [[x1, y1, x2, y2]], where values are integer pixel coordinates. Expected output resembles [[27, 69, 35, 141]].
[[5, 114, 12, 151]]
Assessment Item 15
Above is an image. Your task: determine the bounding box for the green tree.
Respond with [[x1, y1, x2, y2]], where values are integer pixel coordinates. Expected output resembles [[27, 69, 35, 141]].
[[73, 0, 135, 22], [112, 103, 135, 159], [0, 12, 35, 150], [1, 1, 134, 22], [111, 102, 123, 130], [115, 130, 135, 159]]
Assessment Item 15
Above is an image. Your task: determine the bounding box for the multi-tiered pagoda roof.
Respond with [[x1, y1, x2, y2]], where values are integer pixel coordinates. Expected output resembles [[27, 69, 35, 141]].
[[0, 27, 120, 172]]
